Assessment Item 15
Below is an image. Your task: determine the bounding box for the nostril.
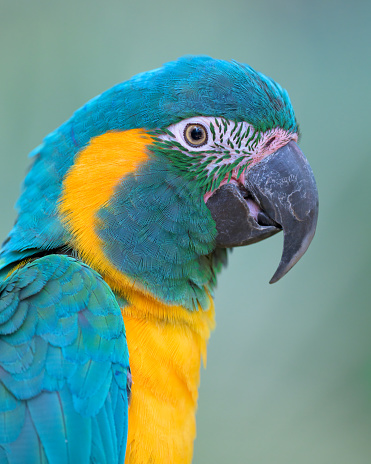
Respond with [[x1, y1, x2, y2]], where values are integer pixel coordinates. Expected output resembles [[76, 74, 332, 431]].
[[264, 136, 276, 149]]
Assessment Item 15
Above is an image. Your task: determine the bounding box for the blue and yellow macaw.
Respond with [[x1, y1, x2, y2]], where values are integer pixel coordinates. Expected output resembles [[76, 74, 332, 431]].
[[0, 56, 318, 463]]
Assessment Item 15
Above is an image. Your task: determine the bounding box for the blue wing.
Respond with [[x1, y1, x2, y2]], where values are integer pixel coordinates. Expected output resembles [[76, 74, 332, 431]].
[[0, 255, 130, 464]]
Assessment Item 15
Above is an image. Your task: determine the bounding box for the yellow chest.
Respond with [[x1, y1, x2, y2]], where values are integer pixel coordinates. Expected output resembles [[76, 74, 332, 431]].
[[121, 301, 215, 464]]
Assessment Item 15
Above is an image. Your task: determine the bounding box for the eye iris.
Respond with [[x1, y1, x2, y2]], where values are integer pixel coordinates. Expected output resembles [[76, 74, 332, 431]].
[[184, 124, 208, 147]]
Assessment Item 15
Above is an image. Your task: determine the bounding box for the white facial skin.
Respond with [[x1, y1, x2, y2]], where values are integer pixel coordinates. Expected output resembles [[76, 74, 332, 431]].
[[160, 117, 298, 202]]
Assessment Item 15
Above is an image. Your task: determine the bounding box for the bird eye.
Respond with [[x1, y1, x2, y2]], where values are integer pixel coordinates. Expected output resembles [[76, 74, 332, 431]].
[[184, 123, 208, 147]]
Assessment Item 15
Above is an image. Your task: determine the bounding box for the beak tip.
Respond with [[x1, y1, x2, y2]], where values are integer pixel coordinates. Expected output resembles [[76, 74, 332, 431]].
[[269, 266, 291, 284], [269, 267, 287, 284], [268, 222, 317, 285]]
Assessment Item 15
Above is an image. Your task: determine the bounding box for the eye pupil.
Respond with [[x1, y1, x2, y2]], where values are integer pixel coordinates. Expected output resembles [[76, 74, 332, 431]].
[[190, 127, 203, 141], [184, 123, 208, 147]]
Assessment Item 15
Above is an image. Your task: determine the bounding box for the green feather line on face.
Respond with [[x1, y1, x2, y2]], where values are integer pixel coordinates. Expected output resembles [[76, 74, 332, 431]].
[[149, 117, 296, 196]]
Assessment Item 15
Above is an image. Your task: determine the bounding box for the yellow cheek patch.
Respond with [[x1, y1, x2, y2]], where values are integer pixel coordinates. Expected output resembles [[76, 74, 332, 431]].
[[59, 129, 213, 318], [59, 129, 151, 250], [59, 129, 152, 294]]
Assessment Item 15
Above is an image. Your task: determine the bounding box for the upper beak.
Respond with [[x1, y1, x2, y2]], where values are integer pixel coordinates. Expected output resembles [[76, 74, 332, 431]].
[[206, 141, 319, 283]]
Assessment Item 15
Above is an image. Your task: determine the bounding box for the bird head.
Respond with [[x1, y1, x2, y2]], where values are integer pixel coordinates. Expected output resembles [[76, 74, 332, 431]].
[[0, 56, 318, 309]]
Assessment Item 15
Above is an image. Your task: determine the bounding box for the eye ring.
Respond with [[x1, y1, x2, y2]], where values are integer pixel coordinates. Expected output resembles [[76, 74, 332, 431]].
[[184, 123, 208, 148]]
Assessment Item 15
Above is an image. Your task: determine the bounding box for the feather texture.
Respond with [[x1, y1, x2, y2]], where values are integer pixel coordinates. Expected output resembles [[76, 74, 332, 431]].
[[0, 255, 130, 463]]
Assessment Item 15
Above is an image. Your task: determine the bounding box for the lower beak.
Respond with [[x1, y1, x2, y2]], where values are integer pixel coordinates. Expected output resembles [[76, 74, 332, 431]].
[[206, 141, 319, 283]]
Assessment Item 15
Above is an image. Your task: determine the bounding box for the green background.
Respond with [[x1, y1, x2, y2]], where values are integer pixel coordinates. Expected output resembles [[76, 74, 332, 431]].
[[0, 1, 370, 462]]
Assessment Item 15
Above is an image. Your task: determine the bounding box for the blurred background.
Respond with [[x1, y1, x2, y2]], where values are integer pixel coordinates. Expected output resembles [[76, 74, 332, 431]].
[[0, 0, 370, 462]]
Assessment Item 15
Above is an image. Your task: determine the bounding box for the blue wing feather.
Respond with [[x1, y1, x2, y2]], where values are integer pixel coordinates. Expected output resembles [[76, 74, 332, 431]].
[[0, 255, 130, 463]]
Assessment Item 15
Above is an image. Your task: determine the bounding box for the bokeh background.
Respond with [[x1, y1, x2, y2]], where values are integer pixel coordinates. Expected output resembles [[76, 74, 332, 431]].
[[1, 1, 370, 462]]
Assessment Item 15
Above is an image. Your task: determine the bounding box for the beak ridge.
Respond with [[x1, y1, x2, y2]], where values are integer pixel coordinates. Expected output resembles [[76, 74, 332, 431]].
[[245, 141, 319, 283]]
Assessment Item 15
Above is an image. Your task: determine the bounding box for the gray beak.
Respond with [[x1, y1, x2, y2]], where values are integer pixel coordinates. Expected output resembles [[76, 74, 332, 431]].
[[206, 141, 319, 283]]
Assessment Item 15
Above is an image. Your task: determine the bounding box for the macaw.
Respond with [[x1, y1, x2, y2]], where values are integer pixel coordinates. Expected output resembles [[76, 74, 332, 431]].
[[0, 56, 318, 463]]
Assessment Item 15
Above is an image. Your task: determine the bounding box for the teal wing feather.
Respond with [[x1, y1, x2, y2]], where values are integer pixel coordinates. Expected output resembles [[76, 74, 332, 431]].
[[0, 255, 130, 464]]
